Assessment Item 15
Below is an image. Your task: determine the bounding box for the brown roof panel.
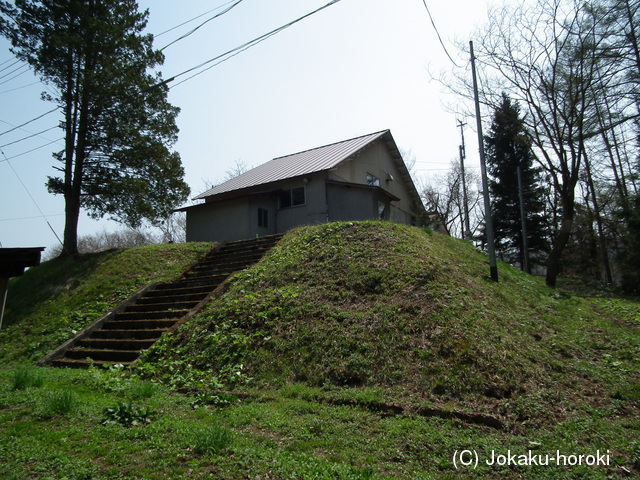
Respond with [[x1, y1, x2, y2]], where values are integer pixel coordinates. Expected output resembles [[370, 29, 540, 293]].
[[194, 130, 389, 200]]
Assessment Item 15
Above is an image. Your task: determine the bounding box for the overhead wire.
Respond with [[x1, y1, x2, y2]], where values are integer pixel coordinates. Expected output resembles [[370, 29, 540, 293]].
[[159, 0, 244, 51], [1, 2, 344, 166], [0, 138, 63, 162], [0, 66, 30, 85], [155, 0, 239, 37], [0, 0, 235, 158], [0, 149, 63, 246], [0, 213, 64, 222], [0, 0, 244, 152], [0, 58, 21, 73], [0, 107, 58, 137], [419, 0, 463, 68], [0, 57, 18, 68], [164, 0, 344, 89], [0, 62, 28, 80], [0, 80, 41, 94], [0, 125, 59, 149]]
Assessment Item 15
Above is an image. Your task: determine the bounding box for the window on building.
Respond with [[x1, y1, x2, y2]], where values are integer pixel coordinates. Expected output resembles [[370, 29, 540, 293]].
[[258, 208, 268, 228], [279, 186, 306, 208], [378, 201, 387, 220], [367, 173, 380, 186]]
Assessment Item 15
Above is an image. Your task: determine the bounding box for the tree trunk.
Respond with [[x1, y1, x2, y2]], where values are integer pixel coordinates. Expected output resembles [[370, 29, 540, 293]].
[[60, 52, 79, 257], [583, 150, 613, 283], [62, 192, 80, 256], [546, 190, 575, 287], [59, 37, 93, 257]]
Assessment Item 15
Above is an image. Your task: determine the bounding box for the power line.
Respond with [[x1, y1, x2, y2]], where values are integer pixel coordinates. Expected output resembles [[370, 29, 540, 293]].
[[0, 80, 40, 94], [0, 138, 63, 162], [0, 57, 18, 68], [0, 125, 58, 149], [0, 63, 28, 81], [0, 149, 63, 246], [155, 0, 239, 37], [419, 0, 463, 68], [0, 213, 64, 222], [0, 107, 58, 137], [0, 58, 21, 74], [0, 65, 30, 85], [159, 0, 244, 51], [164, 0, 344, 89]]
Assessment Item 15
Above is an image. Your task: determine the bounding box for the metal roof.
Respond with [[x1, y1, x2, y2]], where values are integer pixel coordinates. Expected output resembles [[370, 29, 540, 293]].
[[194, 130, 390, 200]]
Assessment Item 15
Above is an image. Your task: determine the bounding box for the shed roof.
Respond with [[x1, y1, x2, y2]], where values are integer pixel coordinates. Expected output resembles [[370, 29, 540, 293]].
[[0, 247, 45, 277], [194, 130, 391, 200]]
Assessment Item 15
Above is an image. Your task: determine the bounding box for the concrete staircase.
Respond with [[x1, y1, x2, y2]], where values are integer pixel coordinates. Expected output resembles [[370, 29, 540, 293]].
[[41, 234, 283, 368]]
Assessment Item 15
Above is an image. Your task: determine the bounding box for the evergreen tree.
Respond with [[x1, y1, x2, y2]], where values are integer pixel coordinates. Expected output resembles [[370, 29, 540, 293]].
[[0, 0, 190, 256], [484, 94, 549, 272]]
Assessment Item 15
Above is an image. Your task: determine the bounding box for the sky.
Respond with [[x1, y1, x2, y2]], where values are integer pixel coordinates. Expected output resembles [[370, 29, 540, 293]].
[[0, 0, 492, 251]]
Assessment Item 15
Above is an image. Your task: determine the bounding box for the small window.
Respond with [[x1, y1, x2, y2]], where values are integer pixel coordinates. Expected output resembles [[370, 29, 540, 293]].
[[291, 186, 305, 206], [378, 201, 387, 220], [367, 173, 380, 186], [279, 187, 306, 208], [258, 208, 268, 228]]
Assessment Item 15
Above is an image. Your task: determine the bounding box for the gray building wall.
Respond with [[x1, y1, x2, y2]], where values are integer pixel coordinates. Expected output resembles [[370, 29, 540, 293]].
[[330, 140, 416, 224], [271, 173, 328, 233], [186, 138, 422, 242], [326, 182, 390, 222], [186, 197, 253, 242]]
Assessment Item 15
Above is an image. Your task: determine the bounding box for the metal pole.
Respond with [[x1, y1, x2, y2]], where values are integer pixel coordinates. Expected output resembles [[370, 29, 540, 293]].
[[458, 121, 471, 240], [0, 277, 9, 330], [517, 166, 531, 273], [470, 41, 498, 281]]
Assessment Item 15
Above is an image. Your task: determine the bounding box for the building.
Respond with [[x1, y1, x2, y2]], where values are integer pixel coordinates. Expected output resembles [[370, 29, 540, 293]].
[[182, 129, 427, 242]]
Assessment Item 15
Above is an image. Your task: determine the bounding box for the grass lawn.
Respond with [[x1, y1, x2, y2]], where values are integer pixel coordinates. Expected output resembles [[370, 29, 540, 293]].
[[1, 222, 638, 479]]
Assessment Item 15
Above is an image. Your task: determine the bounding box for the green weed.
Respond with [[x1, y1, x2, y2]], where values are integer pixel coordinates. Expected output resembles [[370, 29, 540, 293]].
[[0, 223, 638, 479], [44, 390, 78, 416], [630, 441, 640, 468], [190, 425, 233, 454], [128, 380, 157, 400], [11, 368, 44, 390], [102, 400, 155, 427]]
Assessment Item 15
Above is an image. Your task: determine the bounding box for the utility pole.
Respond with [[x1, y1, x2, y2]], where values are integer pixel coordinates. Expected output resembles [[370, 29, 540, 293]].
[[516, 165, 531, 273], [470, 40, 498, 282], [457, 120, 471, 241]]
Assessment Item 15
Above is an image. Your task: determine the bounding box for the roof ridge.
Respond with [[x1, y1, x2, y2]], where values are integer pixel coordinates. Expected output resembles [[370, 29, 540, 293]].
[[272, 129, 390, 161], [192, 129, 392, 201]]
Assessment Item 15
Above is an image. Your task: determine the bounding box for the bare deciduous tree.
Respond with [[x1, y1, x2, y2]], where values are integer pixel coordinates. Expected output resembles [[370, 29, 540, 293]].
[[447, 0, 639, 286], [421, 160, 482, 239]]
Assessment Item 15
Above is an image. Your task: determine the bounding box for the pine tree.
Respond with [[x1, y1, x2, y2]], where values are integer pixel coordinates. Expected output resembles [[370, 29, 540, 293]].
[[0, 0, 190, 256], [484, 94, 549, 272]]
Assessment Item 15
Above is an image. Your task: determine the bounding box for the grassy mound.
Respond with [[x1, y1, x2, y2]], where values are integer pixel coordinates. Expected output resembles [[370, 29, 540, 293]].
[[0, 242, 212, 363], [2, 222, 639, 478], [139, 222, 639, 426]]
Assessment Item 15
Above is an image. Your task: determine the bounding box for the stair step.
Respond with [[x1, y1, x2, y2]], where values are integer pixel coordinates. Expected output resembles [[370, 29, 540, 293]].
[[103, 319, 177, 330], [199, 250, 265, 263], [136, 292, 209, 304], [182, 269, 236, 279], [190, 258, 256, 269], [159, 278, 222, 289], [90, 329, 166, 340], [114, 310, 187, 321], [183, 269, 245, 279], [124, 301, 200, 313], [65, 348, 141, 362], [78, 338, 156, 350], [143, 284, 214, 296], [51, 358, 133, 369], [45, 234, 283, 369]]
